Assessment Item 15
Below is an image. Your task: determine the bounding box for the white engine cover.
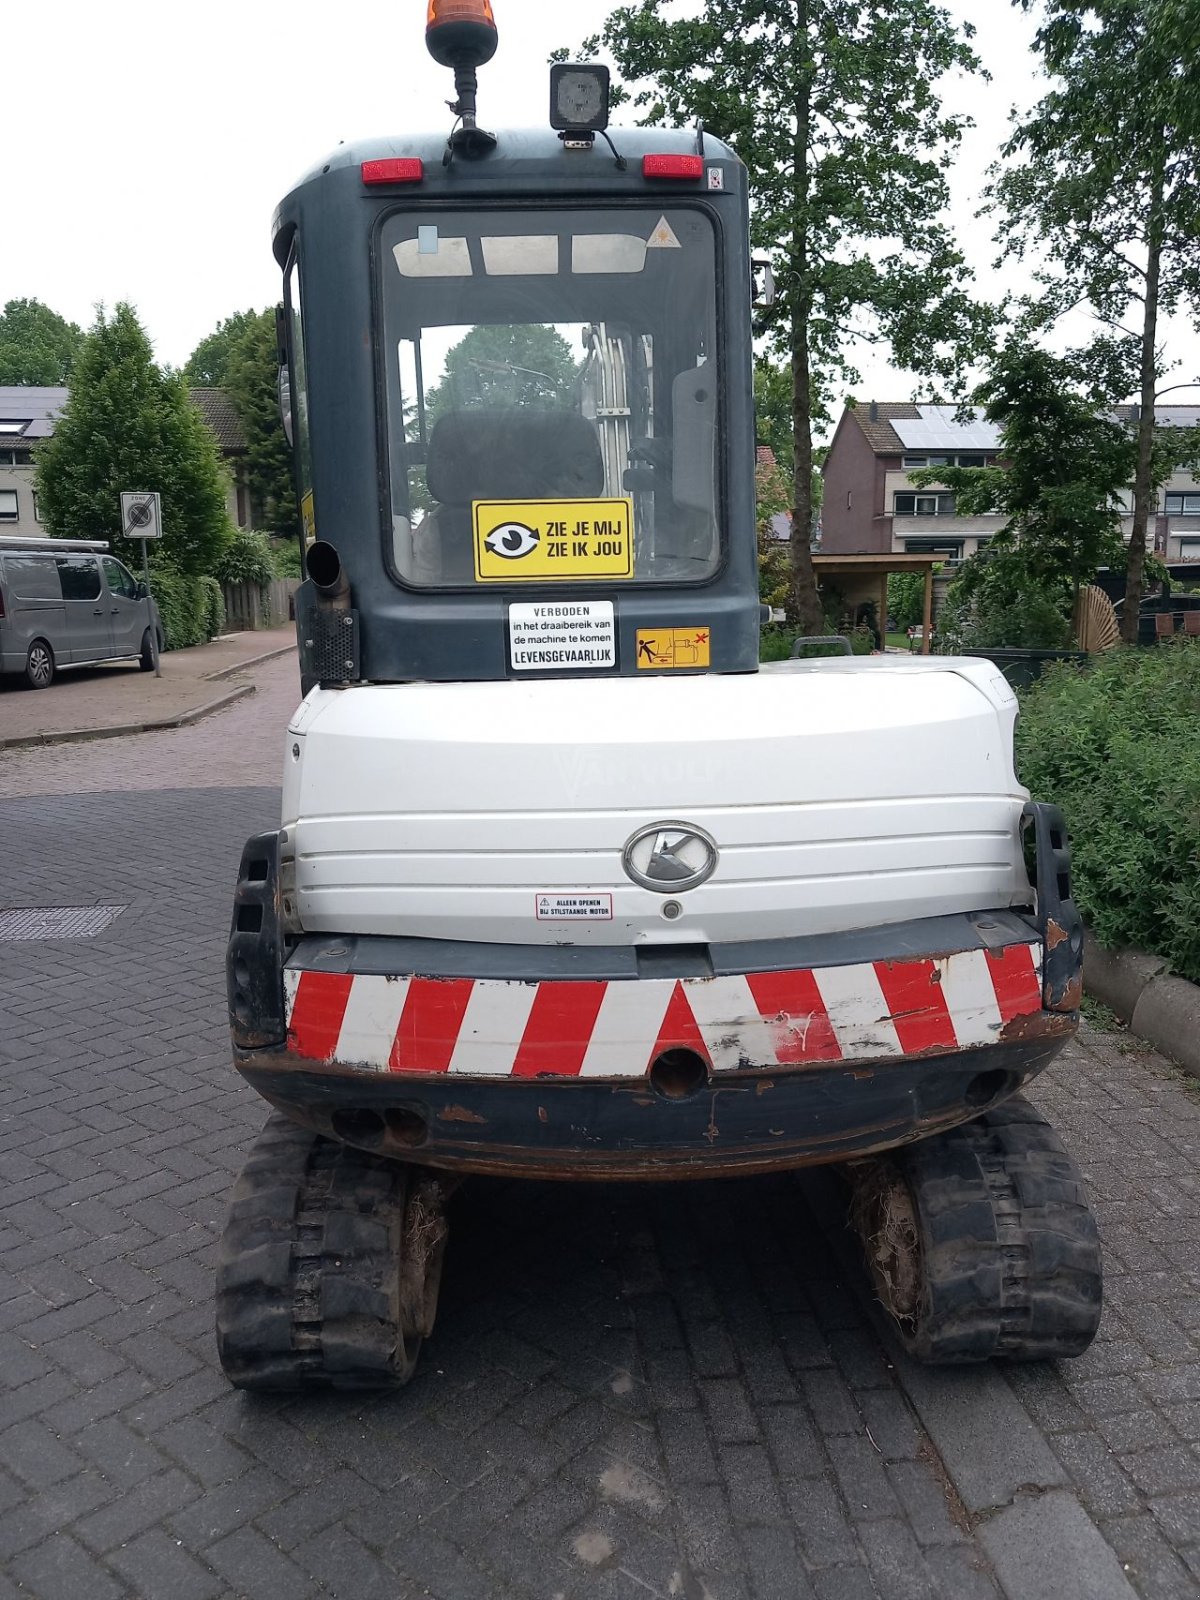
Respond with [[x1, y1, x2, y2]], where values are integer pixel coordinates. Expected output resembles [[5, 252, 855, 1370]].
[[281, 655, 1031, 947]]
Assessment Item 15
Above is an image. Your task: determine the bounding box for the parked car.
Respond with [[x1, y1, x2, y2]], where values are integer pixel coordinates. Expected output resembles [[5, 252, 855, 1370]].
[[0, 537, 163, 689]]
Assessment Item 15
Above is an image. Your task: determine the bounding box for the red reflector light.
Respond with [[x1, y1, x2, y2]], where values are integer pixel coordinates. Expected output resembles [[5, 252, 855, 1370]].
[[642, 154, 705, 180], [361, 158, 425, 186]]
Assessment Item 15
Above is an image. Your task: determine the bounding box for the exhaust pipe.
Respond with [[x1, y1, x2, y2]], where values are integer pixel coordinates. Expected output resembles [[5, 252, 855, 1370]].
[[305, 540, 350, 605], [298, 541, 359, 691]]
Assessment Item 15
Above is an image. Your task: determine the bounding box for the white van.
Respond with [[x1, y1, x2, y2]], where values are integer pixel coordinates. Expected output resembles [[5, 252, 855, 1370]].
[[0, 537, 164, 689]]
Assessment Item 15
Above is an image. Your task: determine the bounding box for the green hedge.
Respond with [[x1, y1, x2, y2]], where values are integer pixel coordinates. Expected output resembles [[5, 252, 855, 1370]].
[[1016, 641, 1200, 982], [151, 566, 225, 651]]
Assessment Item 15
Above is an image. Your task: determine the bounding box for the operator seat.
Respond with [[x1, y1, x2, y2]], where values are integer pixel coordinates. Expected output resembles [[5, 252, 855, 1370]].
[[414, 406, 606, 585]]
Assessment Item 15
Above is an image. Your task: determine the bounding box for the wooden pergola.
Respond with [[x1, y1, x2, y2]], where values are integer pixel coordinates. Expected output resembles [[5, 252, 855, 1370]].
[[812, 552, 940, 655]]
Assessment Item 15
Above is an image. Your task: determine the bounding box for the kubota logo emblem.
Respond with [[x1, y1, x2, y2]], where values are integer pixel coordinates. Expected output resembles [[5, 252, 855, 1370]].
[[622, 822, 718, 893]]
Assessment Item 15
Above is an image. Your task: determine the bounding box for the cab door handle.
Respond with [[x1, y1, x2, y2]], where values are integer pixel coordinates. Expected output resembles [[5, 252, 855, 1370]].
[[93, 607, 104, 615]]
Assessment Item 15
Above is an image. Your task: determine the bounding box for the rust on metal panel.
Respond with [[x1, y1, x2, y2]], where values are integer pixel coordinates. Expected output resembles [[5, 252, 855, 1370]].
[[1045, 918, 1069, 952], [998, 1009, 1075, 1044], [438, 1104, 487, 1124]]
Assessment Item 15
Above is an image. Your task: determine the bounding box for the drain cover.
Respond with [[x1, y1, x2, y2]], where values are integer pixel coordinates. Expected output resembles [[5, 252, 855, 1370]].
[[0, 905, 126, 941]]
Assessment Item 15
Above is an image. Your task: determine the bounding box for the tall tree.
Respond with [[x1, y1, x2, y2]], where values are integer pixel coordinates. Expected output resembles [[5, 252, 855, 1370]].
[[560, 1, 994, 631], [223, 309, 297, 536], [913, 342, 1134, 645], [0, 299, 84, 386], [36, 304, 232, 576], [992, 0, 1200, 641], [183, 310, 260, 388]]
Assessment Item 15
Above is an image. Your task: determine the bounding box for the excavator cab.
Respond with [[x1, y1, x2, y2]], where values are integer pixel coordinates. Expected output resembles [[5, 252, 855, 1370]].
[[217, 4, 1102, 1391]]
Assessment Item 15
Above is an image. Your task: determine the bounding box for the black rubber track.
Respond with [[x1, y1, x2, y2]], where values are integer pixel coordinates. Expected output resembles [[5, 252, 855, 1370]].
[[855, 1095, 1103, 1363], [216, 1113, 447, 1391]]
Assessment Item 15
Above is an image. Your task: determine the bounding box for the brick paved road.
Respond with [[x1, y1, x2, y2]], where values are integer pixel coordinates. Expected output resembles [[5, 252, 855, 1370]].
[[0, 654, 1196, 1599]]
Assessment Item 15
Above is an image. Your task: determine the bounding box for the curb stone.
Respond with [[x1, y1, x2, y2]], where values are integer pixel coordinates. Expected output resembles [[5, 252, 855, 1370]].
[[1084, 935, 1200, 1078], [0, 683, 255, 751], [977, 1491, 1139, 1600], [203, 642, 297, 682]]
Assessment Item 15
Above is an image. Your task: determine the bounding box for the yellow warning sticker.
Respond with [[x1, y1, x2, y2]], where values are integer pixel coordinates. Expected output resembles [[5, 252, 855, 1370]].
[[473, 498, 634, 582], [636, 628, 712, 670], [300, 489, 316, 547]]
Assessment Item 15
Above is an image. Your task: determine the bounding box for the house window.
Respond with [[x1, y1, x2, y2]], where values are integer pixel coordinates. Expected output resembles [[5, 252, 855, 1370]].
[[902, 454, 927, 468], [894, 492, 956, 516], [956, 453, 986, 468], [0, 490, 17, 522], [1166, 493, 1200, 515], [904, 537, 964, 558], [32, 492, 41, 523]]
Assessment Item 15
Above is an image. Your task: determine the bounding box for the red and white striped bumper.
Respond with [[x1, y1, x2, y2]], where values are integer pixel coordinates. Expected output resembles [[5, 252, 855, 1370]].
[[283, 942, 1045, 1080]]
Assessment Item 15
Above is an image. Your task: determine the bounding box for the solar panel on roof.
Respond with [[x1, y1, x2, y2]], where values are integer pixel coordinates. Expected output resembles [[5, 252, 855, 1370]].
[[892, 406, 1002, 452]]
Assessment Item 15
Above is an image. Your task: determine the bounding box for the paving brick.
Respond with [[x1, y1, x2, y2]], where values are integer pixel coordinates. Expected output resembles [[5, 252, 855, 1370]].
[[206, 1524, 317, 1600], [74, 1466, 202, 1553], [826, 1436, 901, 1521], [10, 1533, 127, 1600], [783, 1477, 860, 1568], [107, 1529, 224, 1600]]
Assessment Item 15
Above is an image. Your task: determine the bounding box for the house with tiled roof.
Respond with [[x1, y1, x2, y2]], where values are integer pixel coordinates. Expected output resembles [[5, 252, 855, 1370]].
[[821, 399, 1200, 564], [820, 403, 1004, 561], [0, 385, 252, 538]]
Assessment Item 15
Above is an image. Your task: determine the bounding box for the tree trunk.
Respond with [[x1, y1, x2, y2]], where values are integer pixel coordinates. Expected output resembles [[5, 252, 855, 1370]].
[[789, 313, 824, 633], [787, 0, 825, 636], [1121, 152, 1164, 643]]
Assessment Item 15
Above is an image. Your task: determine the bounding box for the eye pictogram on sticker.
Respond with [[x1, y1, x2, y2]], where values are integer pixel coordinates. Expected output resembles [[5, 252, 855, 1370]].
[[484, 522, 540, 559], [636, 628, 711, 669]]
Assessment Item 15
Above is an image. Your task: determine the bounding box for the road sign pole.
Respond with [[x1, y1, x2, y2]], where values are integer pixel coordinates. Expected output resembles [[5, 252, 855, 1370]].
[[140, 538, 161, 677]]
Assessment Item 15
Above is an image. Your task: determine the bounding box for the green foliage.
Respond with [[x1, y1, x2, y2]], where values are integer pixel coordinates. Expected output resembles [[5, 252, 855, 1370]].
[[222, 310, 298, 536], [563, 1, 997, 631], [199, 576, 226, 640], [0, 298, 84, 385], [426, 324, 578, 415], [215, 529, 275, 587], [1016, 642, 1200, 982], [993, 2, 1200, 629], [887, 570, 928, 632], [269, 537, 304, 579], [938, 559, 1074, 650], [35, 304, 234, 577], [913, 342, 1132, 645], [150, 565, 209, 650], [755, 450, 791, 609], [183, 310, 260, 387], [754, 361, 795, 481]]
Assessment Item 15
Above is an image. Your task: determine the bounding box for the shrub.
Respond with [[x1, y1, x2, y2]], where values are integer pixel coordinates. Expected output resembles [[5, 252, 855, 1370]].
[[199, 576, 226, 640], [151, 565, 225, 650], [1016, 640, 1200, 982], [151, 565, 205, 650], [214, 529, 275, 587], [270, 536, 304, 580], [938, 555, 1073, 651]]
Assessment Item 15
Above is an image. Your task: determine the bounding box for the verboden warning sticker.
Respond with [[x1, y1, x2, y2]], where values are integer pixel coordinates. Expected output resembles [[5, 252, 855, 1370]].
[[509, 601, 616, 671], [474, 497, 633, 582], [536, 893, 614, 921]]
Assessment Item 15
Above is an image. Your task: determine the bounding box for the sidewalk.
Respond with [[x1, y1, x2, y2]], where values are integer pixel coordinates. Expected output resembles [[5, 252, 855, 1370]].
[[0, 626, 296, 749]]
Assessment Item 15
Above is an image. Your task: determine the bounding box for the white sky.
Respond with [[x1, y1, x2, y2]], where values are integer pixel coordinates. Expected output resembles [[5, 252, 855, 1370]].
[[5, 0, 1198, 424]]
